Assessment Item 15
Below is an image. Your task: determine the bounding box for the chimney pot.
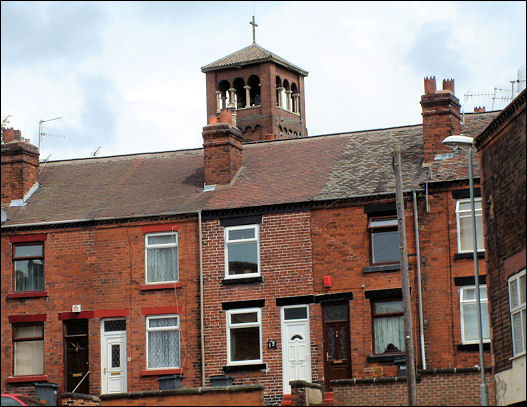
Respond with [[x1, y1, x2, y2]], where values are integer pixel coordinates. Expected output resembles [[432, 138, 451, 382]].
[[424, 76, 437, 94], [474, 106, 486, 113], [442, 78, 455, 94]]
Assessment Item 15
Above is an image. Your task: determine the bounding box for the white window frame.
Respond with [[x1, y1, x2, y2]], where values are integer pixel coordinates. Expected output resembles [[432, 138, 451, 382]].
[[145, 314, 180, 370], [224, 224, 260, 279], [144, 232, 179, 284], [455, 198, 484, 254], [460, 285, 490, 344], [226, 308, 262, 365], [508, 269, 526, 357]]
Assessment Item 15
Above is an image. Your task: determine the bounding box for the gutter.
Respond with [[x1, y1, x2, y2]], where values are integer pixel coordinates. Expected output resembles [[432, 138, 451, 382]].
[[198, 210, 206, 386], [413, 191, 426, 369]]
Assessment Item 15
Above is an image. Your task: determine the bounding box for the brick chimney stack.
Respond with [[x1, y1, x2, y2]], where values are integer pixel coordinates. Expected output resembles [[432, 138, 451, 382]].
[[474, 106, 486, 113], [1, 128, 40, 207], [202, 109, 243, 186], [421, 76, 461, 163]]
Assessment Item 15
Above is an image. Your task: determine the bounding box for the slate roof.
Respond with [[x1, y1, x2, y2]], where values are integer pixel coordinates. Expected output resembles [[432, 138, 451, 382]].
[[1, 111, 500, 228], [201, 43, 309, 76]]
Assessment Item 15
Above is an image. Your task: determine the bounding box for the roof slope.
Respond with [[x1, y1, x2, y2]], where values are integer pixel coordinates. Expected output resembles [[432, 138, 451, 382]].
[[2, 112, 499, 227], [201, 43, 308, 76]]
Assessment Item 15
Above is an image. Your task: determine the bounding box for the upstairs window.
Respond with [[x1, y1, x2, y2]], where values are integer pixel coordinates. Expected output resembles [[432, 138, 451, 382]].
[[372, 299, 405, 354], [460, 285, 490, 344], [13, 243, 44, 292], [455, 198, 484, 253], [369, 216, 399, 265], [225, 225, 260, 278], [145, 232, 178, 284], [227, 308, 262, 365], [509, 270, 526, 356], [13, 323, 44, 376]]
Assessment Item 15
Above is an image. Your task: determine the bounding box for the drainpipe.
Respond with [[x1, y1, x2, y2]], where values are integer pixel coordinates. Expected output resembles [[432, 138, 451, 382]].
[[198, 210, 205, 386], [413, 191, 426, 369]]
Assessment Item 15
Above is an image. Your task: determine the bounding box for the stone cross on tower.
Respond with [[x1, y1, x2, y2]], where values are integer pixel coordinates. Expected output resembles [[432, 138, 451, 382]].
[[250, 15, 258, 44]]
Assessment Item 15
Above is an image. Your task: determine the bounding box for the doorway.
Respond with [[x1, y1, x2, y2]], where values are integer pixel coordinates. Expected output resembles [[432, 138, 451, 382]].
[[101, 319, 127, 394], [64, 320, 89, 394]]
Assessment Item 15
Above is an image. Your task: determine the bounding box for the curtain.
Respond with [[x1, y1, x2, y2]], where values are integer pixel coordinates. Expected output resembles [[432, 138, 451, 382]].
[[147, 247, 178, 282]]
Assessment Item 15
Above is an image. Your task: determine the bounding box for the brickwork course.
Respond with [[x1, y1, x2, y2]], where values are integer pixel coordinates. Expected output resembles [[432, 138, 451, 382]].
[[1, 40, 516, 406]]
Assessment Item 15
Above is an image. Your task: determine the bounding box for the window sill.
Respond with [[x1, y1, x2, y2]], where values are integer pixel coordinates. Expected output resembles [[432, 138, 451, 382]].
[[509, 352, 526, 361], [6, 291, 48, 299], [457, 343, 491, 351], [7, 375, 48, 384], [222, 276, 263, 285], [140, 282, 183, 291], [455, 252, 485, 260], [140, 368, 183, 376], [367, 353, 405, 363], [223, 363, 267, 372]]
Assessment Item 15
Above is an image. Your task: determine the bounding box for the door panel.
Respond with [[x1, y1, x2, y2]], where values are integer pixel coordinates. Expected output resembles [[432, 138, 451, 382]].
[[282, 307, 311, 393], [322, 302, 351, 390], [101, 320, 127, 394]]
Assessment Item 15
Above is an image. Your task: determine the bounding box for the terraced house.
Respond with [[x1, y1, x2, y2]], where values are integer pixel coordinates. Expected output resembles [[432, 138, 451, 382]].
[[1, 41, 505, 405]]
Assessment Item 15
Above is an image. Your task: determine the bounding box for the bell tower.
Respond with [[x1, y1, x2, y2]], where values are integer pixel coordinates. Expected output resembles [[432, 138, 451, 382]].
[[201, 23, 308, 142]]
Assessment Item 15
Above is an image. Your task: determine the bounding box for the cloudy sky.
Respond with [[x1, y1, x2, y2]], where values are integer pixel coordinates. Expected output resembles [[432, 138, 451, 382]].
[[1, 1, 525, 161]]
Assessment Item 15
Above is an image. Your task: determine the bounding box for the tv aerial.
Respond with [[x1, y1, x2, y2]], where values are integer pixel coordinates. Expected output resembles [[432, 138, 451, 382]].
[[38, 117, 64, 149]]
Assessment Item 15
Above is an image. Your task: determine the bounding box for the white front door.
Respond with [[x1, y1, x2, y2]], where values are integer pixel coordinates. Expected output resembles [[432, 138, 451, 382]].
[[101, 319, 127, 394], [281, 305, 311, 394]]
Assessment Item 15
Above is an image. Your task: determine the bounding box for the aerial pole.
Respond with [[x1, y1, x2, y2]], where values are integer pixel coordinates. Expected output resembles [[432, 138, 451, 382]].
[[393, 143, 417, 405]]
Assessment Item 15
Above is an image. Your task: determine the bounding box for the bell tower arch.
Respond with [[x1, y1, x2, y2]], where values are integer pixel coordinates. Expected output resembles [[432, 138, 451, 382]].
[[201, 43, 308, 142]]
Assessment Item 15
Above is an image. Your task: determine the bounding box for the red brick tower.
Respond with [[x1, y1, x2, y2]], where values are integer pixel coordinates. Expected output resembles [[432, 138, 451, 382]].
[[201, 43, 308, 142]]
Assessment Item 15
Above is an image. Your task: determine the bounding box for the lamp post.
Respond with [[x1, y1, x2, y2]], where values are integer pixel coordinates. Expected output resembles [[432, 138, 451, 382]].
[[442, 135, 489, 406]]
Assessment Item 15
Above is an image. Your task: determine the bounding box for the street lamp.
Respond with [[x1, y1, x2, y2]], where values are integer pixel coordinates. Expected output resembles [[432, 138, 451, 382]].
[[442, 134, 489, 406]]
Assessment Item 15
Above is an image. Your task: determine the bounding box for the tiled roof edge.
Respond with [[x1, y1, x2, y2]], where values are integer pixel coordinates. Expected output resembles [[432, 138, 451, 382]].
[[474, 88, 526, 150]]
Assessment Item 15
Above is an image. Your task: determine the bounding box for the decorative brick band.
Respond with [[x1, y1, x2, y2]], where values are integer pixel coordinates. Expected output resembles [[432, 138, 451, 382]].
[[141, 223, 180, 233], [7, 290, 48, 299], [8, 233, 47, 243], [141, 306, 183, 316], [140, 368, 183, 376], [6, 375, 48, 383], [8, 314, 46, 323], [140, 282, 183, 291]]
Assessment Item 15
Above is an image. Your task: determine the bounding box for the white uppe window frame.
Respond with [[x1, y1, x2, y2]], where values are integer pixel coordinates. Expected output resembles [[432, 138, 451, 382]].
[[455, 198, 485, 254], [224, 224, 260, 279], [508, 269, 526, 357], [460, 285, 490, 345], [226, 308, 262, 365], [144, 232, 179, 284], [146, 314, 180, 370]]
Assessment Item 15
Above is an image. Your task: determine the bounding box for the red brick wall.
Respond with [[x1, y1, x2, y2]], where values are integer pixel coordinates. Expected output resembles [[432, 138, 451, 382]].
[[477, 95, 526, 373], [99, 386, 264, 406], [201, 212, 315, 404], [332, 370, 495, 406], [1, 217, 201, 396]]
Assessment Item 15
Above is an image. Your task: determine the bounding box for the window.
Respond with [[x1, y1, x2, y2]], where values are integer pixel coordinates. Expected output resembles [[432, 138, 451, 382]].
[[13, 323, 44, 376], [372, 299, 405, 354], [145, 232, 178, 284], [227, 308, 262, 365], [225, 225, 260, 278], [13, 243, 44, 292], [146, 315, 180, 369], [368, 216, 399, 264], [460, 285, 490, 344], [455, 199, 484, 253], [509, 270, 526, 356]]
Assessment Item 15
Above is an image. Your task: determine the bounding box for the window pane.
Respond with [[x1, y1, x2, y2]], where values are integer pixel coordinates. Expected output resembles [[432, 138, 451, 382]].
[[15, 245, 43, 257], [520, 274, 526, 304], [14, 260, 44, 291], [463, 303, 490, 342], [147, 235, 177, 245], [324, 304, 348, 322], [148, 330, 180, 368], [372, 230, 399, 263], [149, 317, 178, 328], [370, 218, 398, 228], [284, 307, 307, 320], [463, 287, 476, 301], [510, 280, 519, 309], [228, 228, 255, 241], [374, 301, 403, 314], [147, 247, 178, 282], [230, 327, 260, 361], [374, 315, 405, 353], [459, 214, 484, 251], [14, 340, 44, 375], [104, 320, 126, 332], [111, 345, 120, 368], [227, 242, 258, 275], [512, 312, 524, 355], [14, 325, 43, 339], [231, 312, 258, 324]]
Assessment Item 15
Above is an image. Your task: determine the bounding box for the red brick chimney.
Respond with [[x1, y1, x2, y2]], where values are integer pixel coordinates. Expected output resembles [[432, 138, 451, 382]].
[[202, 109, 243, 186], [420, 76, 461, 163], [474, 106, 486, 113], [1, 128, 40, 207]]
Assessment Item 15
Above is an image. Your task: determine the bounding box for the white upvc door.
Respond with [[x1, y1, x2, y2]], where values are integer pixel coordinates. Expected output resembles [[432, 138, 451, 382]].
[[281, 305, 311, 394], [101, 320, 127, 394]]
